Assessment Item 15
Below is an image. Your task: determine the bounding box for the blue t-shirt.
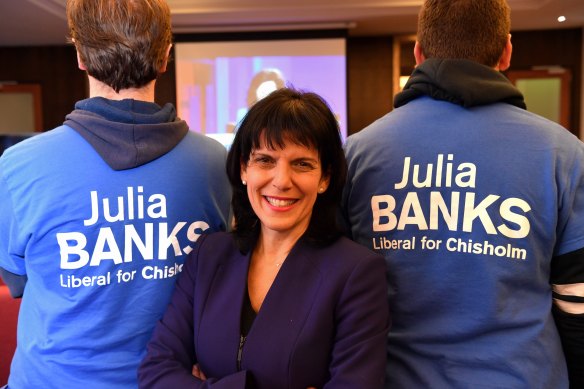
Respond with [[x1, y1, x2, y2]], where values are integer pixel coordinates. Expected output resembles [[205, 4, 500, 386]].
[[0, 99, 231, 388], [342, 95, 584, 389]]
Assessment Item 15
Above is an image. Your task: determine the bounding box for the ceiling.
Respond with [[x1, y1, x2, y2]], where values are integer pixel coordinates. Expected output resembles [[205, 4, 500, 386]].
[[1, 0, 583, 47]]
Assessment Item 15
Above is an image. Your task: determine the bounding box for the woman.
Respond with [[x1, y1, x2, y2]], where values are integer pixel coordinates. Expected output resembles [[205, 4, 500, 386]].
[[138, 88, 390, 388]]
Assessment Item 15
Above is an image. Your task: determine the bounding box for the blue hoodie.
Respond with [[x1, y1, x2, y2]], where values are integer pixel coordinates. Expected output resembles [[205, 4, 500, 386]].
[[0, 97, 232, 388], [342, 59, 584, 389]]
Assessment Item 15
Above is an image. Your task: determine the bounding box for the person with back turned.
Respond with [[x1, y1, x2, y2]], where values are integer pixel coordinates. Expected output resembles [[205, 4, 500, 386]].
[[0, 0, 231, 387], [341, 0, 584, 387]]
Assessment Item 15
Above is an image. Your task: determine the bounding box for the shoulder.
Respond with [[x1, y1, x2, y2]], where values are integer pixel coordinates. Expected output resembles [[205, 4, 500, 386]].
[[298, 238, 387, 306], [344, 113, 389, 150], [344, 107, 409, 164], [174, 132, 230, 186], [329, 236, 378, 254], [197, 230, 232, 245], [3, 127, 76, 155], [0, 126, 79, 174], [185, 231, 244, 278], [195, 231, 239, 258], [302, 237, 385, 274], [181, 131, 228, 160], [491, 106, 584, 160]]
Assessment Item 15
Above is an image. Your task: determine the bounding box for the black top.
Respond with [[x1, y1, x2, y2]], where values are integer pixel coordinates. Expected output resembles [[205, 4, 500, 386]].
[[241, 287, 257, 337]]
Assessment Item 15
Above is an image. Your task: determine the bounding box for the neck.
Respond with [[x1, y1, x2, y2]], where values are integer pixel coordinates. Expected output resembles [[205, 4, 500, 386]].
[[253, 228, 304, 266], [87, 75, 156, 102]]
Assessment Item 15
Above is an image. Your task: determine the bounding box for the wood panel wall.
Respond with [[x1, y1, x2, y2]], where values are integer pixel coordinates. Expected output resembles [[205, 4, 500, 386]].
[[346, 37, 394, 135], [0, 46, 86, 131], [508, 28, 582, 135], [0, 27, 581, 137]]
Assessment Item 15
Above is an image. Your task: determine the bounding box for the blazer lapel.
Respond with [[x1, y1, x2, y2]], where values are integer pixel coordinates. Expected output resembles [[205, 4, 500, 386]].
[[196, 249, 250, 377], [242, 240, 323, 372]]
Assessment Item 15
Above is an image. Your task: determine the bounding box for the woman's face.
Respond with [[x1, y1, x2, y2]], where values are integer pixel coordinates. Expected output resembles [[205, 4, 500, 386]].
[[241, 136, 329, 240]]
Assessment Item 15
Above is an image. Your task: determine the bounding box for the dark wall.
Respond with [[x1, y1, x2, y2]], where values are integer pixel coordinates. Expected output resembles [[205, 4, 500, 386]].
[[346, 37, 394, 135], [508, 28, 582, 134], [1, 27, 581, 136], [0, 46, 87, 131], [154, 57, 176, 110]]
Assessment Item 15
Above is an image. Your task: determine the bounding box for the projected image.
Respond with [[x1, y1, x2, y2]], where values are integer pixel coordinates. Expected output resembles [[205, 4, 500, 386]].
[[175, 39, 347, 148]]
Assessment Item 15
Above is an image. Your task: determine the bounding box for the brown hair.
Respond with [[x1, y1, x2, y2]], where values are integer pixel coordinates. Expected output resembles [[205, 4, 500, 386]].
[[246, 69, 286, 108], [417, 0, 510, 67], [67, 0, 172, 92]]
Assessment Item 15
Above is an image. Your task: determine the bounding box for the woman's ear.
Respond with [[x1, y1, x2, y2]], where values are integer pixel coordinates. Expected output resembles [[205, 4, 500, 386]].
[[318, 173, 330, 194], [240, 162, 248, 185]]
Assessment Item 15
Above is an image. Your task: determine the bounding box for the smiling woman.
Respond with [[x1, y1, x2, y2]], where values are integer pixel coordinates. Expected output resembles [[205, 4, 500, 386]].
[[241, 141, 328, 250], [138, 88, 391, 389], [227, 88, 347, 252]]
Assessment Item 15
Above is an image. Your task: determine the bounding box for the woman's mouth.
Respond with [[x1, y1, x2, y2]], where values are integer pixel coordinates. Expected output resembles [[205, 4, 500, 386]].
[[265, 196, 297, 207]]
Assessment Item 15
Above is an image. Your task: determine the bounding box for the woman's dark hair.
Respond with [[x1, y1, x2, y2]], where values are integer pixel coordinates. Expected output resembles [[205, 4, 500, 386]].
[[226, 87, 347, 253]]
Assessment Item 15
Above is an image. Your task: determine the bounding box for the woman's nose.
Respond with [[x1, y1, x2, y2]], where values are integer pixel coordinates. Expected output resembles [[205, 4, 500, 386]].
[[272, 162, 292, 190]]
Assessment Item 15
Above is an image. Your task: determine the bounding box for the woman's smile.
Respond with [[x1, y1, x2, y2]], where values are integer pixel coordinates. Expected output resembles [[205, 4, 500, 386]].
[[241, 138, 329, 238], [264, 195, 297, 209]]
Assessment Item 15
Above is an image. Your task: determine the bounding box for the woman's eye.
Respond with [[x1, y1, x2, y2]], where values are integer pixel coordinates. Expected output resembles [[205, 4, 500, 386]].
[[295, 161, 315, 170], [253, 156, 273, 165]]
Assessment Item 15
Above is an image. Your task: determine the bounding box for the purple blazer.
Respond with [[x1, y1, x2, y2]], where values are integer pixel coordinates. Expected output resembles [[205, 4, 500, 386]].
[[138, 232, 390, 388]]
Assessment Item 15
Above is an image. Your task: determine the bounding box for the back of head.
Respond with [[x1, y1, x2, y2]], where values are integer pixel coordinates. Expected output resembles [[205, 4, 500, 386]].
[[67, 0, 172, 92], [417, 0, 510, 67]]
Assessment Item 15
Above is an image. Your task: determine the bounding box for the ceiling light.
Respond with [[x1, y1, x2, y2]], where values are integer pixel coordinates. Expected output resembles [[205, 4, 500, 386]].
[[557, 16, 566, 23]]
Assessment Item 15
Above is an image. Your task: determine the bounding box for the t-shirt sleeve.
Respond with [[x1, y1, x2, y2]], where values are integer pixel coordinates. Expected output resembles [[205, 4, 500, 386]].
[[0, 167, 27, 276]]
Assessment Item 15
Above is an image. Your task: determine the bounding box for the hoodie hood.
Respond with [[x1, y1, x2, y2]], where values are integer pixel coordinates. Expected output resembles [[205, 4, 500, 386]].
[[64, 97, 189, 170], [394, 58, 526, 110]]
